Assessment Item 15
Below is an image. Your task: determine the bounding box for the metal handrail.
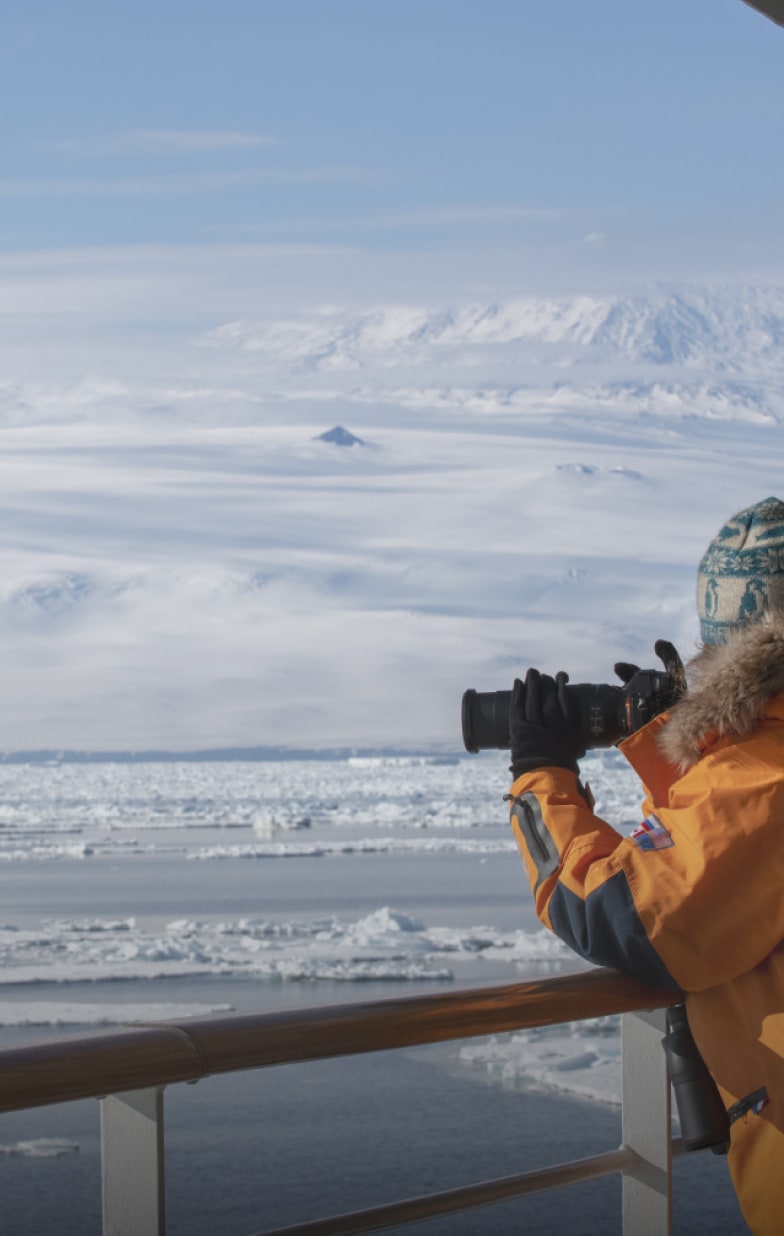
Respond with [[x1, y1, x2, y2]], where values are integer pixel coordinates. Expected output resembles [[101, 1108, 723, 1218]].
[[251, 1146, 640, 1236], [0, 969, 683, 1235], [0, 967, 681, 1113]]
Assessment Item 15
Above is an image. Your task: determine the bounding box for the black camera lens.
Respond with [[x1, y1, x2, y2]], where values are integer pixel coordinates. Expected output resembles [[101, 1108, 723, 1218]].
[[461, 681, 629, 753], [461, 689, 512, 753]]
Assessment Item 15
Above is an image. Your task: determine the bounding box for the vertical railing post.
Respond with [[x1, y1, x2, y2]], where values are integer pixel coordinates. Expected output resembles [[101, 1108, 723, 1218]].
[[621, 1008, 672, 1235], [101, 1086, 166, 1236]]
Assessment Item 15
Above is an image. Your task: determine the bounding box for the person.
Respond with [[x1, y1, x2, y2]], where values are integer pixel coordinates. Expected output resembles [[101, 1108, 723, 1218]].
[[506, 496, 784, 1236]]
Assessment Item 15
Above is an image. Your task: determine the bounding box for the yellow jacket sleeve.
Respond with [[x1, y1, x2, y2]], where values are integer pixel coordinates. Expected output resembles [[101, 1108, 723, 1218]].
[[509, 711, 784, 992]]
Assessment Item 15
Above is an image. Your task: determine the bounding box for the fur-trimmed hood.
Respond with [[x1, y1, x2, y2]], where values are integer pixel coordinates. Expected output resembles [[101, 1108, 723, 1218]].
[[658, 612, 784, 771]]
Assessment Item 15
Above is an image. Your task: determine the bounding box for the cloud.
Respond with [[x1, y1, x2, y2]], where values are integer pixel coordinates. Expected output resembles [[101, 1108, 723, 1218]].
[[49, 130, 279, 154], [224, 204, 620, 238], [0, 405, 754, 751], [0, 168, 380, 199], [336, 205, 607, 228], [0, 242, 367, 322]]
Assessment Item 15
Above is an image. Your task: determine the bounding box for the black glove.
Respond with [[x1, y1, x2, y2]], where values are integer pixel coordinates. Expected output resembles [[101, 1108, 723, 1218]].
[[614, 639, 686, 734], [509, 668, 586, 781]]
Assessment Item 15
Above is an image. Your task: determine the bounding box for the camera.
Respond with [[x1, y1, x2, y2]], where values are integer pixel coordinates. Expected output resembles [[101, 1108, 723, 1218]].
[[461, 669, 672, 753]]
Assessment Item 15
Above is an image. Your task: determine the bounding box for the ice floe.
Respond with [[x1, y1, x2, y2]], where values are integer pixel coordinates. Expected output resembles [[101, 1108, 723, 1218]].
[[0, 907, 573, 986], [460, 1016, 623, 1106], [0, 1139, 79, 1159]]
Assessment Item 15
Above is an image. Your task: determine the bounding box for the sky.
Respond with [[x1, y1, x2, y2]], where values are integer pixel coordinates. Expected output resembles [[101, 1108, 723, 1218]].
[[1, 1, 784, 753], [1, 0, 783, 260]]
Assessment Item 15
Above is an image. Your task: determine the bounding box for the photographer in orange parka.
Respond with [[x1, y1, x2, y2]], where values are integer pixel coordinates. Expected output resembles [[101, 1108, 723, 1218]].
[[506, 496, 784, 1236]]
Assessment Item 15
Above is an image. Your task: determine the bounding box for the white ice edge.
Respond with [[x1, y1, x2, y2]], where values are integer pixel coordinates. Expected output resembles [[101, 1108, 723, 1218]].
[[188, 837, 517, 860], [0, 1139, 79, 1159], [0, 1000, 233, 1026]]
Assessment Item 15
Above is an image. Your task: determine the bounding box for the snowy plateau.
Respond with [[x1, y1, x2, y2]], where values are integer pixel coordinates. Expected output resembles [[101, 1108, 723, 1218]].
[[1, 281, 783, 754]]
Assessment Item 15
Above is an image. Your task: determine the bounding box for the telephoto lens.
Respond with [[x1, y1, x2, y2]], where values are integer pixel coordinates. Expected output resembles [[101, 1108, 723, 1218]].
[[461, 682, 628, 753]]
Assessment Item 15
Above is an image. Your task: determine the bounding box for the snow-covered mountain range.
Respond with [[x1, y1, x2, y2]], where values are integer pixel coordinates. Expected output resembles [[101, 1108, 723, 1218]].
[[200, 285, 784, 377]]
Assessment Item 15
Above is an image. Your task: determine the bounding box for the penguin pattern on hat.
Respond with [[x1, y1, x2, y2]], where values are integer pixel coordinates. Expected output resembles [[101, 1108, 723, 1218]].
[[698, 497, 784, 644]]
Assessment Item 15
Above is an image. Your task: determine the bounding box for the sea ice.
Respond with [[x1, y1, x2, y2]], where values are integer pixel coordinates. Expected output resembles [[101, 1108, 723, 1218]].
[[0, 1139, 79, 1158]]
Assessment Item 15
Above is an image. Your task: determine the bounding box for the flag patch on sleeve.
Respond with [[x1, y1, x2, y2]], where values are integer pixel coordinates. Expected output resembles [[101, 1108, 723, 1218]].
[[629, 814, 674, 851]]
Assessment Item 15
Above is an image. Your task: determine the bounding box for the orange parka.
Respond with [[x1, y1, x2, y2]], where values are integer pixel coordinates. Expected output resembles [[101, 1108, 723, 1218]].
[[508, 618, 784, 1236]]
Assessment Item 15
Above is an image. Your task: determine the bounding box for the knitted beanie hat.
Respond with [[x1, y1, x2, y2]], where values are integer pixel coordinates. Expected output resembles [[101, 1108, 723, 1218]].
[[698, 497, 784, 644]]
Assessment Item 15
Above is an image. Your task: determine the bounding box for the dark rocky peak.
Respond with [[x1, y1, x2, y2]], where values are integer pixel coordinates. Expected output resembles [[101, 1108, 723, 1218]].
[[315, 425, 366, 447]]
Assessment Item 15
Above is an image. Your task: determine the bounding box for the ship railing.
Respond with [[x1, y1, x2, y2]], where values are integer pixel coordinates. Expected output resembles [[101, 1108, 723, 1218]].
[[0, 967, 685, 1235]]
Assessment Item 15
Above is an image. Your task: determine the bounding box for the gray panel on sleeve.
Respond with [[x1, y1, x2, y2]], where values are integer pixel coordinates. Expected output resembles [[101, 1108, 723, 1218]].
[[510, 793, 561, 889]]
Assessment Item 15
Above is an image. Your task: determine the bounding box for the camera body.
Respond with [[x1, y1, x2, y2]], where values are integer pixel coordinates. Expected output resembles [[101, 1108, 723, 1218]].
[[461, 669, 672, 754]]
